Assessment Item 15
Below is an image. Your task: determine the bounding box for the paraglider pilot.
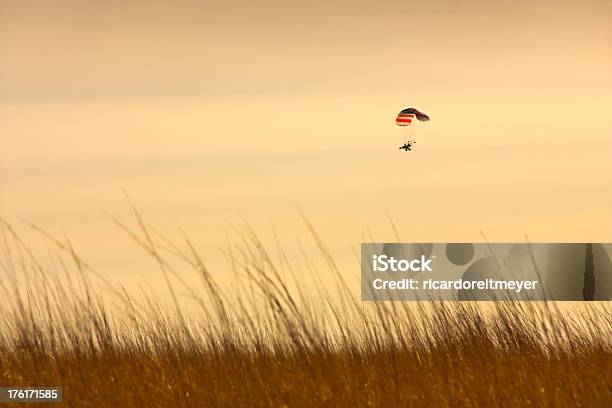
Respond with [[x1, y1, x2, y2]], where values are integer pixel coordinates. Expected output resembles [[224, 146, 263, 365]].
[[399, 141, 414, 151]]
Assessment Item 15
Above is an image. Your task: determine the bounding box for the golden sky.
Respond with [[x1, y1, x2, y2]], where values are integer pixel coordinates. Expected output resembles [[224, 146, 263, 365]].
[[1, 0, 611, 295]]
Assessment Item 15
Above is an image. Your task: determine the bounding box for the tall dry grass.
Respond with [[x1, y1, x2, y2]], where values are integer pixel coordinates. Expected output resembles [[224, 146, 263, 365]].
[[0, 206, 610, 407]]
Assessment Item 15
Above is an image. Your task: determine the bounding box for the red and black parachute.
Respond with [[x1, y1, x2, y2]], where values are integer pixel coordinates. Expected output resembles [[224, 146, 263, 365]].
[[395, 108, 430, 126]]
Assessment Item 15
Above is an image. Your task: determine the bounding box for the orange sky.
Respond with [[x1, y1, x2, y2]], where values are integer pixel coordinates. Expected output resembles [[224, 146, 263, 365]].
[[1, 0, 611, 297]]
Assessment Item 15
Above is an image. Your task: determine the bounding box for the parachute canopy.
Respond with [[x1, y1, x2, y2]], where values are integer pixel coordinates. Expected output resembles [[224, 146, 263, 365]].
[[395, 108, 430, 126]]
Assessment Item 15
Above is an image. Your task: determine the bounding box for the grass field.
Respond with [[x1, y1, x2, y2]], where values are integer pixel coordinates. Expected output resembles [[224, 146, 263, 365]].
[[0, 210, 610, 407]]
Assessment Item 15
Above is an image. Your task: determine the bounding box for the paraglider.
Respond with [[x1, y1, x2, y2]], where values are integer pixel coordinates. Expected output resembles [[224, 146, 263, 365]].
[[395, 107, 430, 151]]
